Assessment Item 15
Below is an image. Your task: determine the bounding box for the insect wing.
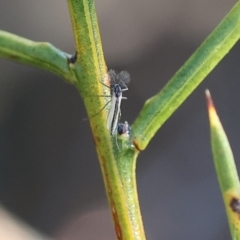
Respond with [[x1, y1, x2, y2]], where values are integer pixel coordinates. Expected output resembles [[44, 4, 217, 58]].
[[106, 94, 117, 131], [106, 94, 122, 135], [111, 95, 122, 135], [118, 71, 130, 85], [108, 69, 117, 85]]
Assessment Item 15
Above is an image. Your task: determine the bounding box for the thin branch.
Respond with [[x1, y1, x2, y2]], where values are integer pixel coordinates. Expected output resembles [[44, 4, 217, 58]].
[[132, 1, 240, 151], [67, 0, 146, 239], [0, 30, 76, 83]]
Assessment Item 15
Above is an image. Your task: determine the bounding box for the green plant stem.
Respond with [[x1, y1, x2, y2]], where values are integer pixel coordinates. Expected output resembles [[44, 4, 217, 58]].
[[132, 2, 240, 151], [0, 31, 75, 82], [67, 0, 145, 239]]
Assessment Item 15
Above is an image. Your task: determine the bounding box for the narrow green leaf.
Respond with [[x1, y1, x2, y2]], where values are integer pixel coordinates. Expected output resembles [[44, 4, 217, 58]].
[[0, 30, 76, 82], [206, 90, 240, 239], [132, 2, 240, 151]]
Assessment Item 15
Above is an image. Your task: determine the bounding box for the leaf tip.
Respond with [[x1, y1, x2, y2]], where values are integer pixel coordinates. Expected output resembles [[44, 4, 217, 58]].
[[205, 89, 213, 108], [205, 89, 218, 127]]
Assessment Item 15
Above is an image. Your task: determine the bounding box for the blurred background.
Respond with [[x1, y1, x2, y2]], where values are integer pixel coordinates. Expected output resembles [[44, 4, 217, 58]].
[[0, 0, 239, 239]]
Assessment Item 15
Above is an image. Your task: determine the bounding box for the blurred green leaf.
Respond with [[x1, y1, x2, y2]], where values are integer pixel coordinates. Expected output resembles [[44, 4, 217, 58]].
[[0, 31, 76, 82], [206, 90, 240, 239], [132, 2, 240, 151]]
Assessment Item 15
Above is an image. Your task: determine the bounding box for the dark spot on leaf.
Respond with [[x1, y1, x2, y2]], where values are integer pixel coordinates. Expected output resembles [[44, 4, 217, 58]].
[[9, 55, 20, 60], [230, 197, 240, 214]]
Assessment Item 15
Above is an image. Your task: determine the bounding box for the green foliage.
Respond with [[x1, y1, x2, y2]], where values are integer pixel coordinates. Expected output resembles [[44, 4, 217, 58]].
[[1, 1, 240, 239], [206, 90, 240, 239]]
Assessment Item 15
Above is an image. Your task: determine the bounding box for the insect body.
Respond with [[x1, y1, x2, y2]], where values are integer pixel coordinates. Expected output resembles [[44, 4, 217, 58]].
[[105, 70, 130, 135]]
